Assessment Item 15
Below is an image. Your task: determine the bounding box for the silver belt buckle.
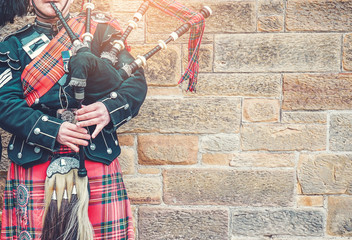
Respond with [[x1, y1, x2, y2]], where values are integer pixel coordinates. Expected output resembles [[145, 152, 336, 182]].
[[47, 156, 80, 178]]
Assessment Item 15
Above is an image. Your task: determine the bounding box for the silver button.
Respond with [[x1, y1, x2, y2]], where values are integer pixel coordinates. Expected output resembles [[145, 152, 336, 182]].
[[34, 147, 40, 153], [115, 140, 118, 146], [34, 98, 40, 104], [42, 116, 49, 121], [34, 128, 41, 135], [110, 92, 117, 99], [9, 144, 14, 150], [127, 116, 132, 122], [90, 144, 96, 151], [124, 104, 129, 110], [107, 148, 112, 154], [17, 153, 22, 159]]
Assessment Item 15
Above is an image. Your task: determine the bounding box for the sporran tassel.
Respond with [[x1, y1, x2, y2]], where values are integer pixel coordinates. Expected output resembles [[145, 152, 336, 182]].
[[76, 174, 94, 240], [62, 184, 79, 240], [58, 189, 70, 240], [42, 180, 60, 240], [42, 161, 93, 240]]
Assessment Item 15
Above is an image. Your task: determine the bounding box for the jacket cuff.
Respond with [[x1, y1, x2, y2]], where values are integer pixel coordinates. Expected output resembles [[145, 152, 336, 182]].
[[99, 91, 132, 133], [26, 114, 63, 151]]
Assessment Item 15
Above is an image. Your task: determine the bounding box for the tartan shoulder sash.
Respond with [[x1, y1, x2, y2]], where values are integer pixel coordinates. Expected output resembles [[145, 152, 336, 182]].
[[21, 16, 98, 106]]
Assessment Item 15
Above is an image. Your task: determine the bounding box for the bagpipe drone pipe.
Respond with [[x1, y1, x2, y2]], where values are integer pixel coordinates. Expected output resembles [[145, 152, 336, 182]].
[[41, 1, 212, 240], [55, 0, 212, 107]]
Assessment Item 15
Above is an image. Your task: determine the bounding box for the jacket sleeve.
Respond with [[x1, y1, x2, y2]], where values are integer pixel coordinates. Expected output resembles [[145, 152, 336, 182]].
[[91, 19, 147, 133], [98, 49, 147, 133], [0, 38, 63, 152]]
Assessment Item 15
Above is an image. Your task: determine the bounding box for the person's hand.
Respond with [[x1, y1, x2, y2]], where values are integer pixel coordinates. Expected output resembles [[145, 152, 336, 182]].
[[75, 102, 111, 139], [57, 121, 91, 152]]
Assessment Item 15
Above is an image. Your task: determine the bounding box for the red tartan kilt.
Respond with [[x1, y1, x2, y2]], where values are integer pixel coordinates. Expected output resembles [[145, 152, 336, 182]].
[[1, 156, 134, 240]]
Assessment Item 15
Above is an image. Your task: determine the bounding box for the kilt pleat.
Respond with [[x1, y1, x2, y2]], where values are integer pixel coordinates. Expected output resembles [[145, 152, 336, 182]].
[[1, 158, 134, 240]]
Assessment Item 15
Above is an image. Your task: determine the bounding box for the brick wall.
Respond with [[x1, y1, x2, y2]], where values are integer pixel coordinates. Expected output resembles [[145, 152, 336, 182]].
[[1, 0, 352, 239]]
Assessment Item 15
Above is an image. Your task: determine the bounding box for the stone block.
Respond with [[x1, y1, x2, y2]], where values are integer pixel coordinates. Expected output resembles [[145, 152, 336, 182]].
[[147, 87, 182, 97], [283, 74, 352, 110], [147, 1, 256, 34], [163, 169, 294, 206], [231, 209, 324, 237], [200, 134, 240, 153], [139, 207, 228, 240], [138, 135, 198, 165], [343, 34, 352, 71], [109, 0, 142, 13], [138, 168, 160, 175], [286, 0, 352, 32], [0, 154, 9, 172], [215, 33, 340, 73], [327, 196, 352, 236], [118, 97, 242, 134], [243, 99, 280, 122], [298, 154, 352, 195], [146, 32, 213, 45], [182, 44, 213, 73], [282, 112, 327, 124], [205, 2, 256, 33], [124, 176, 162, 204], [118, 135, 134, 147], [130, 205, 137, 237], [0, 129, 11, 146], [241, 123, 326, 151], [146, 3, 184, 34], [0, 129, 11, 171], [297, 196, 324, 207], [189, 73, 281, 97], [0, 171, 7, 211], [130, 45, 181, 87], [258, 0, 284, 15], [230, 152, 295, 168], [202, 153, 231, 166], [258, 16, 284, 32], [330, 113, 352, 151], [109, 12, 145, 43], [118, 147, 135, 175]]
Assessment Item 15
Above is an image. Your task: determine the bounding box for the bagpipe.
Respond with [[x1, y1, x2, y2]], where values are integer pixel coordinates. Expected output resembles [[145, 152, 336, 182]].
[[41, 0, 212, 239]]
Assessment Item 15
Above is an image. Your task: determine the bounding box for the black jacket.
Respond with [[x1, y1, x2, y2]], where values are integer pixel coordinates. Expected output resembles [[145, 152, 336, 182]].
[[0, 13, 147, 168]]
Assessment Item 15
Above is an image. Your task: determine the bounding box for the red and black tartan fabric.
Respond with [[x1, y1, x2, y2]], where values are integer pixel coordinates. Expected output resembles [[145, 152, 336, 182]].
[[148, 0, 206, 91], [1, 146, 134, 240]]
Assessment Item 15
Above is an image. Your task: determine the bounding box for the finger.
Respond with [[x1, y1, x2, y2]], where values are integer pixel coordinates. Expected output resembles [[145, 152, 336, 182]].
[[65, 122, 88, 134], [62, 135, 89, 145], [75, 111, 99, 122], [76, 104, 97, 115], [92, 124, 104, 139], [76, 119, 99, 128], [66, 142, 80, 152], [65, 131, 91, 140]]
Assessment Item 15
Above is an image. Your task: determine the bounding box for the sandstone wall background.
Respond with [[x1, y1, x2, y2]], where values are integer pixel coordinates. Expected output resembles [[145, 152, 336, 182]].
[[1, 0, 352, 239]]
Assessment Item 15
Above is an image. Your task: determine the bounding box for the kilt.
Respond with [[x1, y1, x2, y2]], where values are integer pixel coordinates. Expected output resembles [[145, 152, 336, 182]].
[[0, 155, 134, 240]]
